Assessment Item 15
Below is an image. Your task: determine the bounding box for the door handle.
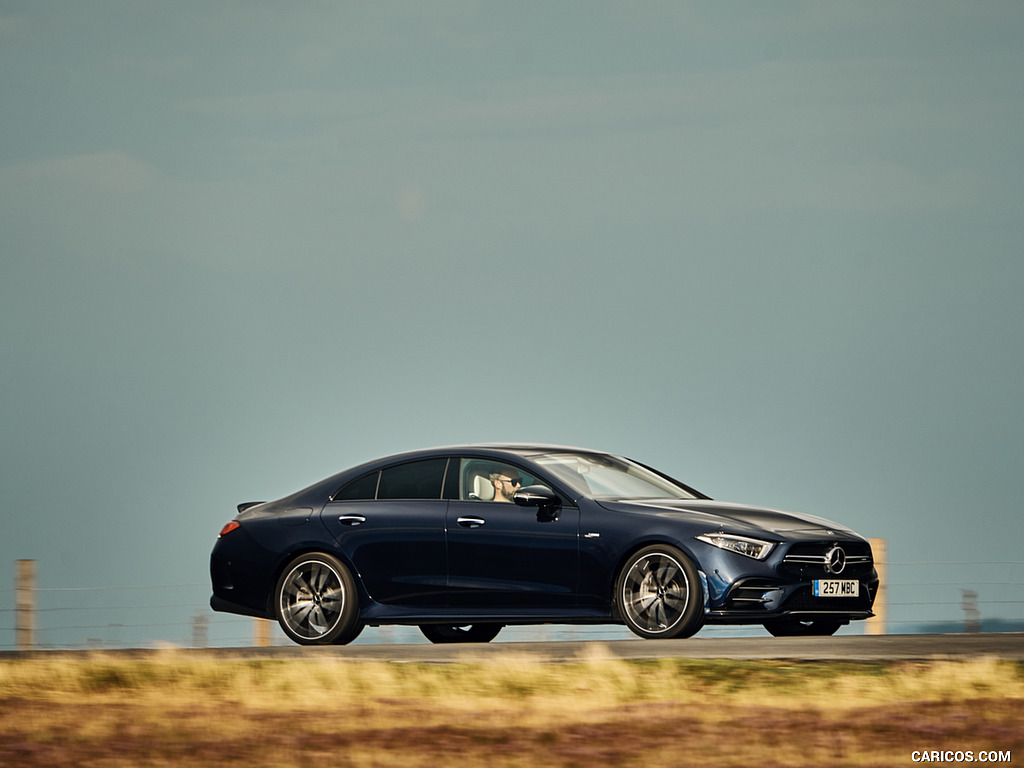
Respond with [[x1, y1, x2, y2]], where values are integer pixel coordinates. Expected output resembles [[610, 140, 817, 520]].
[[457, 516, 486, 528], [338, 515, 366, 526]]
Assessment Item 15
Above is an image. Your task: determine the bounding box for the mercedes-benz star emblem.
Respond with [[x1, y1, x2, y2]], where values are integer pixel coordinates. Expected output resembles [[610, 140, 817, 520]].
[[824, 546, 847, 575]]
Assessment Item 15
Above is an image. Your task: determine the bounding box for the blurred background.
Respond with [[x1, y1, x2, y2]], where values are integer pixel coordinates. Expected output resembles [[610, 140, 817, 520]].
[[2, 1, 1022, 648]]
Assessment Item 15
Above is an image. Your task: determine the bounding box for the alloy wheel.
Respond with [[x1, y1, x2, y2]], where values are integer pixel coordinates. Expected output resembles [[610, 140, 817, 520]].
[[621, 552, 690, 634], [279, 558, 346, 640]]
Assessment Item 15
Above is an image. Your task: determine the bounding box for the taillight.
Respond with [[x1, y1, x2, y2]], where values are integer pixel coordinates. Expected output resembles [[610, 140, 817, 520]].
[[219, 520, 241, 537]]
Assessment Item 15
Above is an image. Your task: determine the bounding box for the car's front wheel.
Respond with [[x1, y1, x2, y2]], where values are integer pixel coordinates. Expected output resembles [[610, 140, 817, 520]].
[[763, 618, 843, 637], [419, 624, 502, 644], [616, 545, 705, 639], [274, 553, 362, 645]]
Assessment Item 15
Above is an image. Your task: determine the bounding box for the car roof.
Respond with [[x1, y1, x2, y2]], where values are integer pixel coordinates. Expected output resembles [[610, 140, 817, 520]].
[[279, 443, 708, 506], [420, 442, 611, 455], [367, 443, 621, 467], [300, 444, 613, 497]]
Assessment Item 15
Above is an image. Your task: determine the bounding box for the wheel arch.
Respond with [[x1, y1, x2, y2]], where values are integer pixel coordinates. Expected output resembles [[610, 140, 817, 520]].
[[264, 545, 367, 617], [608, 536, 705, 616]]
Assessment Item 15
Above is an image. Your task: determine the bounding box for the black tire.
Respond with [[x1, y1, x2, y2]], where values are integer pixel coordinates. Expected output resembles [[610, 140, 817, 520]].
[[274, 553, 362, 645], [764, 618, 843, 637], [419, 624, 502, 644], [616, 544, 705, 639]]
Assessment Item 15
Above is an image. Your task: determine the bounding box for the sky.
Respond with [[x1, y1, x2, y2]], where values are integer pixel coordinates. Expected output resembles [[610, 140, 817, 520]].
[[2, 1, 1023, 647]]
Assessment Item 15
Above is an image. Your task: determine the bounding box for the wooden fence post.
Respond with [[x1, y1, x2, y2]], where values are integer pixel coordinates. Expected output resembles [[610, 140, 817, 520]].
[[865, 538, 887, 635], [191, 614, 209, 648], [16, 560, 37, 651], [253, 618, 271, 647]]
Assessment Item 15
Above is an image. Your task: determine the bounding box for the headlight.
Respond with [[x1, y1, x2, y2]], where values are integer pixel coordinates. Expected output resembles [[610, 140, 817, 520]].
[[696, 533, 775, 560]]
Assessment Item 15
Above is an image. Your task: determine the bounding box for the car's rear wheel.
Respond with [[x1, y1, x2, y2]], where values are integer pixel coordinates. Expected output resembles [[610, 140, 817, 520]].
[[419, 624, 502, 644], [616, 545, 705, 639], [275, 553, 362, 645], [763, 618, 843, 637]]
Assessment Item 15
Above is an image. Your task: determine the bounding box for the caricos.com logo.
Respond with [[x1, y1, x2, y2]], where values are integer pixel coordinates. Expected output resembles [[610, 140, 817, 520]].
[[911, 751, 1012, 763]]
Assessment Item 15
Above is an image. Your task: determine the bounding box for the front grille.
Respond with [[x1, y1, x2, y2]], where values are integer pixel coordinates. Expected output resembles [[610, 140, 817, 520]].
[[718, 574, 878, 617], [780, 541, 873, 580], [780, 586, 873, 613]]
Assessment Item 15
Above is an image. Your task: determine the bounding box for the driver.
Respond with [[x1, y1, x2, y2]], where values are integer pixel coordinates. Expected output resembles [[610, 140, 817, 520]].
[[489, 467, 523, 502]]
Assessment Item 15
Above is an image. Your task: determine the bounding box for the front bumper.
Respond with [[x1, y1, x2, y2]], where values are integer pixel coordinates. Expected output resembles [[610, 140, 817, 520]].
[[700, 537, 880, 625], [704, 570, 879, 623]]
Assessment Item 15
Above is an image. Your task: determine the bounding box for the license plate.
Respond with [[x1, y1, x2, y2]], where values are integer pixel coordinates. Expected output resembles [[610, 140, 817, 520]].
[[813, 580, 859, 597]]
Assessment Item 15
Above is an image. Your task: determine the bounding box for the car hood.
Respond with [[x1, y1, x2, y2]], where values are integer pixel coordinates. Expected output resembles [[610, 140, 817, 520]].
[[596, 499, 862, 539]]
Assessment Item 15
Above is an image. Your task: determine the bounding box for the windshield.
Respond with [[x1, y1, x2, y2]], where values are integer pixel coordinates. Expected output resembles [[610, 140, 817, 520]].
[[531, 452, 700, 500]]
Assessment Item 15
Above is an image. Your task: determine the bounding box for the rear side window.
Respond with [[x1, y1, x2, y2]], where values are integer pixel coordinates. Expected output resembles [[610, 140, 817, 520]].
[[376, 458, 448, 500], [333, 472, 379, 501]]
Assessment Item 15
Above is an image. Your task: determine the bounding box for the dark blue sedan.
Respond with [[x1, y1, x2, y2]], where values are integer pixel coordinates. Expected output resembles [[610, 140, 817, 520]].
[[210, 444, 878, 644]]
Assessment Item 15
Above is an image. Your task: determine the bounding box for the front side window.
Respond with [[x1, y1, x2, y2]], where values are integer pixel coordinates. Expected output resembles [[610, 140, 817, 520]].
[[532, 452, 699, 500], [458, 458, 540, 503]]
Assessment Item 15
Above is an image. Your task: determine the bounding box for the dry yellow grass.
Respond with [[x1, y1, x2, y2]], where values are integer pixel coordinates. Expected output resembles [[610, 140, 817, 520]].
[[1, 648, 1021, 767]]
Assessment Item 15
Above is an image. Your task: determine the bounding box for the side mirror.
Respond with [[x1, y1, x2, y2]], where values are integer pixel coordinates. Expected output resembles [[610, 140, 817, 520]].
[[513, 484, 560, 509]]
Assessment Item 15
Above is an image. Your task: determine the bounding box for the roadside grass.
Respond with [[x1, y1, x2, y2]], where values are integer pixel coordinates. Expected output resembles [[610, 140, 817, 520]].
[[1, 648, 1021, 766]]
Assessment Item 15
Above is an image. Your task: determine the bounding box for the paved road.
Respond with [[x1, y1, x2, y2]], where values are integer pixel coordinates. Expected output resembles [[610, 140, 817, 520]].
[[5, 633, 1022, 662]]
